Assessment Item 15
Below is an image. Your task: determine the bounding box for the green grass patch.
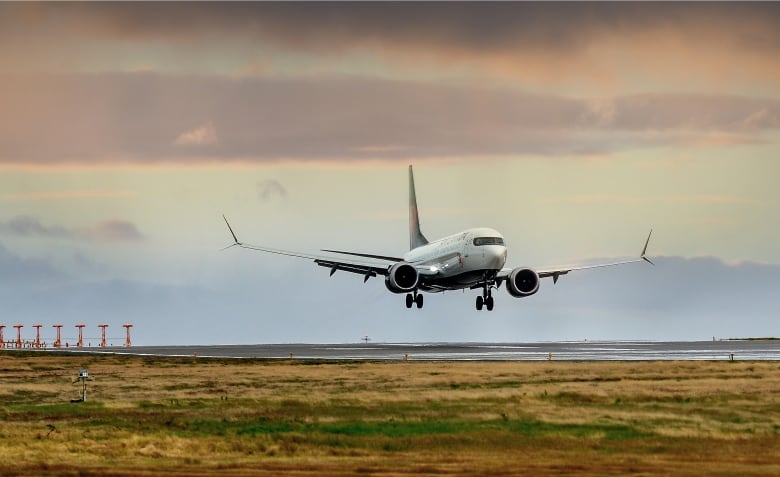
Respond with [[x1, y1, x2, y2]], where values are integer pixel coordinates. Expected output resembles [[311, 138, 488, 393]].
[[4, 401, 106, 416], [181, 415, 647, 443]]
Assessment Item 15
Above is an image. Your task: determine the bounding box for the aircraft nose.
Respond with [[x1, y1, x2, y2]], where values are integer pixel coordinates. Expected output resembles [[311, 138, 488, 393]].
[[487, 245, 507, 269]]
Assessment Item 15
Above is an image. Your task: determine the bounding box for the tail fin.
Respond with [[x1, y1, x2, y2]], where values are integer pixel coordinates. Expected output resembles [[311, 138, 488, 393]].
[[409, 165, 429, 250]]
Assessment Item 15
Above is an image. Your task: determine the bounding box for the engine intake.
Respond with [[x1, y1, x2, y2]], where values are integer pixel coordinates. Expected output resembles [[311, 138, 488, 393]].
[[385, 262, 419, 293], [506, 268, 540, 298]]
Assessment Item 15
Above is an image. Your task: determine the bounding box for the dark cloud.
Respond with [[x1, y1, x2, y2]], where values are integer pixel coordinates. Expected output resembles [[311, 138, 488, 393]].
[[0, 215, 71, 238], [0, 216, 143, 243], [0, 74, 777, 164], [2, 3, 778, 56]]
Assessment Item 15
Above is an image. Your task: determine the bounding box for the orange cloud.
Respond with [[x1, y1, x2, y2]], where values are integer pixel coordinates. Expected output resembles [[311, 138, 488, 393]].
[[0, 73, 777, 165], [175, 121, 218, 147]]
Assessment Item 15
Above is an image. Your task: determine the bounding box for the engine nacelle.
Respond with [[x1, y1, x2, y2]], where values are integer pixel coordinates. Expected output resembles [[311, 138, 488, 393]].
[[384, 262, 419, 293], [506, 268, 540, 298]]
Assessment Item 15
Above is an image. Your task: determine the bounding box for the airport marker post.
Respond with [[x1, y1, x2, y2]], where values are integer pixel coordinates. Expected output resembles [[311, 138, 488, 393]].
[[13, 324, 23, 349], [75, 324, 85, 348], [53, 324, 63, 348], [123, 324, 133, 347], [33, 324, 42, 349], [98, 324, 108, 347]]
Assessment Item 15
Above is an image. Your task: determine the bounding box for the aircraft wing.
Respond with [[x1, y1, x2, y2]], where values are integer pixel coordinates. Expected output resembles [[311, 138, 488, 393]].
[[498, 230, 653, 284], [222, 216, 397, 282]]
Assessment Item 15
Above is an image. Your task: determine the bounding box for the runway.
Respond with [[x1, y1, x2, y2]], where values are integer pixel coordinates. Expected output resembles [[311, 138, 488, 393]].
[[59, 340, 780, 361]]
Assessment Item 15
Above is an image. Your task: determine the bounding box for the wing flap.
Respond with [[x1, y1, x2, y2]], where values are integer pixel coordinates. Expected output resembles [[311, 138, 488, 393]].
[[321, 249, 404, 262], [315, 259, 388, 278]]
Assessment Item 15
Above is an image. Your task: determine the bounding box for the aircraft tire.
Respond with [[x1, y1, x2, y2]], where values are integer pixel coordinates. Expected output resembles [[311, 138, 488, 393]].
[[415, 293, 423, 309], [486, 296, 494, 311], [476, 295, 483, 310], [405, 294, 413, 308]]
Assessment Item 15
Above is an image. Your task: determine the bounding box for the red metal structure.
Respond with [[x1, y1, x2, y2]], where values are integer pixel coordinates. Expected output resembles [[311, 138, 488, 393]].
[[33, 324, 43, 349], [53, 324, 63, 348], [123, 324, 133, 347], [75, 324, 85, 348], [14, 324, 23, 348], [98, 324, 108, 347], [0, 325, 5, 348]]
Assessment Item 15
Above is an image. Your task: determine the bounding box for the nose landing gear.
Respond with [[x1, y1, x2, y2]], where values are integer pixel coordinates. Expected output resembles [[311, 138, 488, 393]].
[[476, 281, 495, 311]]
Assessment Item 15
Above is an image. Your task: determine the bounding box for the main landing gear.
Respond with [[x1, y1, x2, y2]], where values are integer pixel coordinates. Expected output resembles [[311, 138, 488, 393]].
[[476, 282, 495, 311], [405, 291, 423, 309]]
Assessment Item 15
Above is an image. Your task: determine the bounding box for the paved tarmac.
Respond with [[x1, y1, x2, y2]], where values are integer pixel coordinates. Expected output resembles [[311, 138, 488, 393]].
[[54, 340, 780, 361]]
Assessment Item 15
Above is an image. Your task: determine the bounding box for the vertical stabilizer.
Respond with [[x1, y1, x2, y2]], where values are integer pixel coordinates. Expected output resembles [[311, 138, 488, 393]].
[[409, 165, 429, 250]]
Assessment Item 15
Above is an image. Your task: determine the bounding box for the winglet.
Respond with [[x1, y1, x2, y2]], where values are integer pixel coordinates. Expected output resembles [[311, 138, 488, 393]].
[[221, 215, 241, 250], [641, 229, 654, 265]]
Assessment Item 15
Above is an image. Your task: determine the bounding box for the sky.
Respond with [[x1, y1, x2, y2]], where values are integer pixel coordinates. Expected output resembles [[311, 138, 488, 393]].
[[1, 2, 779, 346]]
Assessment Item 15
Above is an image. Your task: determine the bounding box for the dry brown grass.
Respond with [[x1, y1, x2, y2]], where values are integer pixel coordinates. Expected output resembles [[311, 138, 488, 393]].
[[0, 352, 778, 476]]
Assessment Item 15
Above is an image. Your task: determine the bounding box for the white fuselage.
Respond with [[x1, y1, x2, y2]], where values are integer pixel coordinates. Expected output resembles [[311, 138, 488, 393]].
[[403, 227, 507, 290]]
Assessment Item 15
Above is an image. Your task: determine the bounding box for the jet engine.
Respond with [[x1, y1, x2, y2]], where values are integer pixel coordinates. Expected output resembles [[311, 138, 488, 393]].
[[506, 268, 540, 298], [384, 262, 419, 293]]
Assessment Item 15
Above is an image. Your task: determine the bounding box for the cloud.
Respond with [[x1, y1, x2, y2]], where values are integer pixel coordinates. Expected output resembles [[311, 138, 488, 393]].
[[257, 179, 287, 201], [0, 74, 778, 164], [4, 3, 778, 59], [0, 216, 143, 243], [0, 241, 66, 286], [1, 253, 778, 344], [563, 194, 760, 206], [1, 3, 778, 94], [1, 190, 134, 200], [75, 219, 144, 243], [0, 4, 778, 165], [0, 215, 71, 238], [174, 121, 218, 147]]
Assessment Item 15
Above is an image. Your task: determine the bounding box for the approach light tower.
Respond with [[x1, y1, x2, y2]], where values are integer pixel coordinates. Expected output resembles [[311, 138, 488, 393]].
[[52, 324, 63, 348], [75, 324, 85, 348], [123, 324, 133, 347], [33, 324, 43, 349], [98, 324, 108, 347], [14, 324, 23, 348], [0, 325, 5, 348]]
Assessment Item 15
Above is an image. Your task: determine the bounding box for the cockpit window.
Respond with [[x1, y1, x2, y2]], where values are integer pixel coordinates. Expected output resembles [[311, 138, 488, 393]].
[[473, 237, 504, 246]]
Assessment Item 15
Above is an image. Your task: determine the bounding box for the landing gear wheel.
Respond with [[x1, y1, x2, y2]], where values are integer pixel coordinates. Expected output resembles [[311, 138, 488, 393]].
[[476, 295, 484, 311], [485, 296, 494, 311], [405, 294, 413, 309], [415, 293, 424, 309]]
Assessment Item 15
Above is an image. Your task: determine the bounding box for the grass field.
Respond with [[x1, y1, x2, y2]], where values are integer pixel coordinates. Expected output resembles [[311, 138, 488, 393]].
[[0, 352, 778, 476]]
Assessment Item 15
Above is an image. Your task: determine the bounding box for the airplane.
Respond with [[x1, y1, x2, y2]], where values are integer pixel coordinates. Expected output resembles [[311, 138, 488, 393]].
[[223, 165, 652, 311]]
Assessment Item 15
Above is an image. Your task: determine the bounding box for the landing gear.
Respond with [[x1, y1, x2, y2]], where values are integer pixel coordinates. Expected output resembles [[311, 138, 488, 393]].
[[476, 280, 495, 311], [406, 291, 424, 309]]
